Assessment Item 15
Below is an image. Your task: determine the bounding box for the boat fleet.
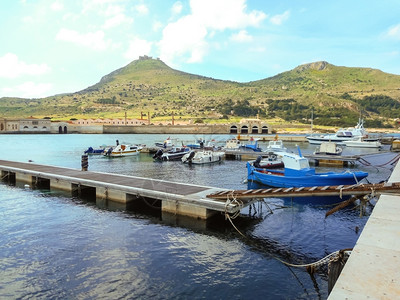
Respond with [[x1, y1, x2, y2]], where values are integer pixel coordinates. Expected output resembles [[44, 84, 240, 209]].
[[82, 119, 388, 188]]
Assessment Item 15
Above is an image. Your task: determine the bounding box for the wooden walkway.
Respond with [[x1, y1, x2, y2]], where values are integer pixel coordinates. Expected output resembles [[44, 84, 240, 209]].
[[0, 160, 254, 218]]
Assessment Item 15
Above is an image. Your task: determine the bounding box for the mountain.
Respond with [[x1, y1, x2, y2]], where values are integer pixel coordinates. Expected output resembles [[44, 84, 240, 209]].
[[1, 58, 400, 127]]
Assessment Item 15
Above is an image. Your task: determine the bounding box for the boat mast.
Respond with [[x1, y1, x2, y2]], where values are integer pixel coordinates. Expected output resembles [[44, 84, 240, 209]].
[[310, 107, 314, 133]]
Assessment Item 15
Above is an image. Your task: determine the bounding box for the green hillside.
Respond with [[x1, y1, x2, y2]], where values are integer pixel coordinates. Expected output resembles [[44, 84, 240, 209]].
[[1, 58, 400, 127]]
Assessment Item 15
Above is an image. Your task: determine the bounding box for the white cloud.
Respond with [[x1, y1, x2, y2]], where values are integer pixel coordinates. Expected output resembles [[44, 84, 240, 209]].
[[103, 4, 124, 16], [0, 53, 50, 79], [230, 30, 253, 42], [2, 81, 53, 98], [103, 13, 133, 29], [386, 24, 400, 40], [56, 28, 109, 51], [124, 38, 152, 61], [159, 0, 266, 64], [16, 81, 53, 98], [159, 15, 208, 63], [172, 1, 183, 15], [135, 4, 149, 15], [270, 10, 290, 25], [190, 0, 266, 30], [153, 20, 163, 32], [51, 0, 64, 11], [82, 0, 123, 14]]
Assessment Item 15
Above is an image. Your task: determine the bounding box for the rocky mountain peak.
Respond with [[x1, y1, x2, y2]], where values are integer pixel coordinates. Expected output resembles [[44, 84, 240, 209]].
[[295, 61, 329, 72]]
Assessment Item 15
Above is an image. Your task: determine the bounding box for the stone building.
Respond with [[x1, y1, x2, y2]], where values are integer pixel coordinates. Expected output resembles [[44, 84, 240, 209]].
[[229, 118, 269, 134], [0, 117, 51, 133]]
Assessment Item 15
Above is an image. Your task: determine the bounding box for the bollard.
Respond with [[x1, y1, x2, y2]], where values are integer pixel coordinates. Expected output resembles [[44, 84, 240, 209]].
[[81, 155, 88, 171]]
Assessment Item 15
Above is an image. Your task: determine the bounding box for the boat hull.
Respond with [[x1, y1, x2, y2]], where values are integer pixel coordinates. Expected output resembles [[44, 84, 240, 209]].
[[343, 141, 381, 148], [306, 136, 355, 145], [247, 163, 368, 188], [107, 150, 140, 157], [182, 151, 224, 164]]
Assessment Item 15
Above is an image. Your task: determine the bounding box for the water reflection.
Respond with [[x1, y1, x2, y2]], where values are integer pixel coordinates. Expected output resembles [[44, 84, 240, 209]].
[[0, 134, 395, 299]]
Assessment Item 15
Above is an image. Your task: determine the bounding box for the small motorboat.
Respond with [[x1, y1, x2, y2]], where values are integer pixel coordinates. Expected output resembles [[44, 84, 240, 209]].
[[314, 141, 343, 155], [343, 137, 382, 148], [265, 140, 287, 152], [241, 138, 262, 152], [155, 137, 174, 148], [153, 147, 190, 161], [247, 147, 368, 187], [252, 154, 284, 169], [103, 144, 142, 157], [182, 150, 224, 164], [186, 138, 206, 149], [84, 146, 108, 155], [224, 138, 242, 150]]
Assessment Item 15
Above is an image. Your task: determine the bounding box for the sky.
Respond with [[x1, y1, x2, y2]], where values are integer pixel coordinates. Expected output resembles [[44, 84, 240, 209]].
[[1, 0, 400, 99]]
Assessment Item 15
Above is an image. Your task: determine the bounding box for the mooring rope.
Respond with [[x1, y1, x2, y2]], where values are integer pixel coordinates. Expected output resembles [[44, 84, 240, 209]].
[[272, 249, 352, 268], [224, 191, 246, 237], [224, 191, 353, 269], [359, 153, 400, 168]]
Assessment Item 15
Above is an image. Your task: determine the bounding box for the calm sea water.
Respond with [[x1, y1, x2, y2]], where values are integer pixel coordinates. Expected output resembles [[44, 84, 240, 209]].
[[0, 134, 397, 299]]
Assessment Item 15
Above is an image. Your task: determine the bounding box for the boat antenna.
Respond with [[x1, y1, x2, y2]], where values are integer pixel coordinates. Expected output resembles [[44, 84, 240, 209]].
[[296, 144, 303, 157]]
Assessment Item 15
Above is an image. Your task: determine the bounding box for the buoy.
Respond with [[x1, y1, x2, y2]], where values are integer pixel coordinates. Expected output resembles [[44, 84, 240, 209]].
[[24, 184, 30, 188]]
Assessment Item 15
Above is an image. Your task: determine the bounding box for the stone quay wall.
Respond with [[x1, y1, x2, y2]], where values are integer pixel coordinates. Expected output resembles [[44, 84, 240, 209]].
[[103, 124, 229, 134]]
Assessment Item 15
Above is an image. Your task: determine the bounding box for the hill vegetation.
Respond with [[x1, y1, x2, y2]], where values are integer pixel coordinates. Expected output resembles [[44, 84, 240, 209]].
[[1, 58, 400, 128]]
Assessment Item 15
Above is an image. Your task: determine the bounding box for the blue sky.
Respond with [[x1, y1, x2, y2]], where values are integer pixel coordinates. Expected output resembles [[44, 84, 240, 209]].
[[1, 0, 400, 98]]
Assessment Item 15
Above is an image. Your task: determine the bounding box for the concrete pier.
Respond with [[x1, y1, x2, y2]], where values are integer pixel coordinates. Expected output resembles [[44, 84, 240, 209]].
[[0, 159, 253, 219], [328, 161, 400, 298]]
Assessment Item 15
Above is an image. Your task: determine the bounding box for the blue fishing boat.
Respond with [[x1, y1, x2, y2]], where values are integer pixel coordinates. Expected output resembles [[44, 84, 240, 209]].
[[247, 148, 368, 188], [241, 138, 262, 152], [84, 146, 107, 155]]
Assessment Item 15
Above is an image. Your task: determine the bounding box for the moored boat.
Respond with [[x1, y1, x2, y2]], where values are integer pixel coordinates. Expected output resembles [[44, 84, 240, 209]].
[[103, 144, 142, 157], [241, 138, 262, 152], [155, 137, 174, 148], [224, 138, 242, 150], [265, 140, 287, 152], [153, 147, 190, 161], [252, 154, 284, 169], [343, 137, 382, 148], [306, 118, 375, 145], [247, 148, 368, 187], [182, 150, 224, 164], [314, 141, 343, 155], [84, 146, 108, 155], [186, 138, 206, 149]]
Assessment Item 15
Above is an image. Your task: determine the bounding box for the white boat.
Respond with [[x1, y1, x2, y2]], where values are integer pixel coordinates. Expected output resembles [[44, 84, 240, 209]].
[[104, 144, 142, 157], [265, 140, 287, 152], [182, 150, 224, 164], [224, 138, 241, 150], [343, 137, 382, 148], [155, 137, 174, 148], [306, 118, 372, 145], [314, 141, 343, 155]]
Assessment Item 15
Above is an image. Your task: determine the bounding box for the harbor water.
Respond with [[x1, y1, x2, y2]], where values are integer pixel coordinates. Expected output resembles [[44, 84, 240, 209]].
[[0, 134, 397, 299]]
